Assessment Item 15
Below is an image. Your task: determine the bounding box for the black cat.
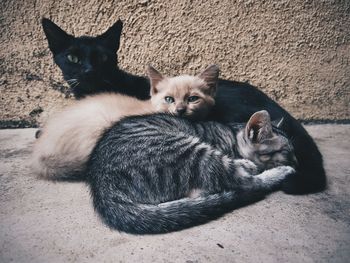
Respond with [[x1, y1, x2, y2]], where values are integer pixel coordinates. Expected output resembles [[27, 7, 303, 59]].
[[42, 18, 326, 194], [42, 18, 149, 100]]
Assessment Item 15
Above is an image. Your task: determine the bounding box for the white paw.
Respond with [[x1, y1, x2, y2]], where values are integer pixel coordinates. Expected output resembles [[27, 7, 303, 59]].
[[258, 165, 295, 182], [275, 166, 296, 176], [269, 166, 296, 181]]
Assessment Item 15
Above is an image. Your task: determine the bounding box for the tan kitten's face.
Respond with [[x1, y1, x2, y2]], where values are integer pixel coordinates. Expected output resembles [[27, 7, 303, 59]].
[[148, 65, 219, 120]]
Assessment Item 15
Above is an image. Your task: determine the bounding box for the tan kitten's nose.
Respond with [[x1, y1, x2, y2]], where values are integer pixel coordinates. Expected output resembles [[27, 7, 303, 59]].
[[176, 107, 186, 116]]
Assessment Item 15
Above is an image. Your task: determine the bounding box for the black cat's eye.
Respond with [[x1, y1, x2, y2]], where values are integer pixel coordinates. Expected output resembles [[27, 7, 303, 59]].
[[164, 96, 175, 104], [67, 54, 80, 64], [188, 96, 200, 103]]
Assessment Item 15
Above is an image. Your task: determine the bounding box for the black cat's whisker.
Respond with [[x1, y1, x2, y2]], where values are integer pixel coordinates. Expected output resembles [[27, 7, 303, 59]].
[[102, 79, 113, 86], [67, 79, 80, 89], [67, 79, 78, 84], [72, 81, 80, 89]]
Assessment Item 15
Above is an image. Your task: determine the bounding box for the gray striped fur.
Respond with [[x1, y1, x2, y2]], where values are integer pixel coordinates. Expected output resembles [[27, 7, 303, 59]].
[[87, 111, 296, 234]]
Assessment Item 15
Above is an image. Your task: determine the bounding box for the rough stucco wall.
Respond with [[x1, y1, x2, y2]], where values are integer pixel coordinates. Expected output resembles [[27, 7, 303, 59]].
[[0, 0, 349, 127]]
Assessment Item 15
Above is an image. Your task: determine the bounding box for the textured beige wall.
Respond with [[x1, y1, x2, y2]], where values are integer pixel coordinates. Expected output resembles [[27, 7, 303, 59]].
[[0, 0, 349, 127]]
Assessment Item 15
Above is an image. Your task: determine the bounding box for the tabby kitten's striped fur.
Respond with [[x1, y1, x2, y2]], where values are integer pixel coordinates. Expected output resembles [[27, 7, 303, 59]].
[[88, 110, 297, 234]]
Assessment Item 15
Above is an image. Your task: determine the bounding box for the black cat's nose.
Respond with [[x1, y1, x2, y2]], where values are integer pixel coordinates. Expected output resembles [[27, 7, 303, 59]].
[[176, 108, 186, 116], [82, 66, 95, 80], [84, 67, 94, 74], [82, 63, 94, 74]]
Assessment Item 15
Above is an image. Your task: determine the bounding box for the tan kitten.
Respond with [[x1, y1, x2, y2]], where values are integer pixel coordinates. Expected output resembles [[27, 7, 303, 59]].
[[149, 65, 218, 120], [31, 65, 219, 180]]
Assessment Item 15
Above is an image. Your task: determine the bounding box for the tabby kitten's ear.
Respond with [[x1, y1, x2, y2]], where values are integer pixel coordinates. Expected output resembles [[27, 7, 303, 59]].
[[197, 64, 219, 95], [42, 18, 74, 55], [245, 110, 273, 143], [147, 65, 164, 96], [98, 19, 123, 52]]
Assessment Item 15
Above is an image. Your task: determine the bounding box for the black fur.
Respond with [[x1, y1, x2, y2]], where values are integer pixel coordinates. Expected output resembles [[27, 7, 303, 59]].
[[42, 18, 150, 100]]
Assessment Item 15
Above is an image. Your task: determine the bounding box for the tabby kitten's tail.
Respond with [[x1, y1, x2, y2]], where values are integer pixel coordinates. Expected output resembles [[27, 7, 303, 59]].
[[93, 190, 263, 234], [91, 166, 294, 234]]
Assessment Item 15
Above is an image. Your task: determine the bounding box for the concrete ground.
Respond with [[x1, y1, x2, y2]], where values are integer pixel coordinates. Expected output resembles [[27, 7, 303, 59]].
[[0, 125, 349, 263]]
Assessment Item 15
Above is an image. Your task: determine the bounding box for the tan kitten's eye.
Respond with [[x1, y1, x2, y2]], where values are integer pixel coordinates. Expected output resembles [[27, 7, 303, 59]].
[[188, 96, 200, 103], [67, 54, 80, 64], [164, 96, 175, 104]]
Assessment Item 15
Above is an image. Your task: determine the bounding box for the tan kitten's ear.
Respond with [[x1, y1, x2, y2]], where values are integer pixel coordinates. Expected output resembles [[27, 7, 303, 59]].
[[147, 65, 164, 95], [197, 64, 220, 95], [245, 110, 273, 143]]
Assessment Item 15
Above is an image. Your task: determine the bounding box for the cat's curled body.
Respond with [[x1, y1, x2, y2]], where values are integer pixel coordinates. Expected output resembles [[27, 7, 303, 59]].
[[88, 111, 296, 234]]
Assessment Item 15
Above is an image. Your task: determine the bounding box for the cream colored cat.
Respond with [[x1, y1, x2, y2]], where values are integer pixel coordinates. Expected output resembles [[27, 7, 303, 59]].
[[32, 64, 219, 180]]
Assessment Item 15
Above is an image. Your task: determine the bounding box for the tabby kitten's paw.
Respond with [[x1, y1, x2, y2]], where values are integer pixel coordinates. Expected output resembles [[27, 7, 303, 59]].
[[268, 165, 296, 181], [275, 165, 296, 177], [256, 165, 296, 187], [233, 159, 259, 175]]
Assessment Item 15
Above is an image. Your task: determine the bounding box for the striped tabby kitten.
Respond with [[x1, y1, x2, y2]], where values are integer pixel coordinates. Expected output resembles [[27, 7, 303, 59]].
[[32, 65, 219, 180], [87, 110, 297, 234]]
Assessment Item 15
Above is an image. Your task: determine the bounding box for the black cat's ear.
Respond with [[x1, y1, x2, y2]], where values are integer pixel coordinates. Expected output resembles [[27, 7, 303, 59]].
[[197, 64, 219, 95], [99, 19, 123, 52], [245, 110, 273, 143], [147, 65, 164, 96], [42, 18, 73, 55]]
